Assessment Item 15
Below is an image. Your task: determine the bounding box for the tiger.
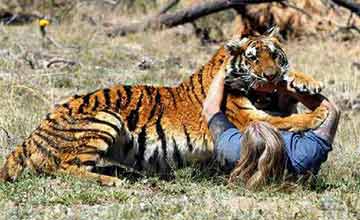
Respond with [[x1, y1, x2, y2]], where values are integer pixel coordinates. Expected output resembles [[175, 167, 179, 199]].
[[0, 27, 327, 186]]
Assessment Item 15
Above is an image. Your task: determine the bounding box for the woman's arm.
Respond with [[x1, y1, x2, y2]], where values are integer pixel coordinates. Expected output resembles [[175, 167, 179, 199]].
[[277, 85, 341, 145], [202, 69, 243, 169], [312, 100, 340, 144], [202, 69, 239, 144], [202, 69, 225, 123]]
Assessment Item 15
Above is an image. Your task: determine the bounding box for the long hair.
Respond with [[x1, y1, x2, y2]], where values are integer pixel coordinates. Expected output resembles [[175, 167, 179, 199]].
[[229, 121, 287, 190]]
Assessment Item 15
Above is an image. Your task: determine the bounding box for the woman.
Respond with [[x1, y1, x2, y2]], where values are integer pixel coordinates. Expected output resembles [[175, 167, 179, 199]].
[[202, 70, 341, 189]]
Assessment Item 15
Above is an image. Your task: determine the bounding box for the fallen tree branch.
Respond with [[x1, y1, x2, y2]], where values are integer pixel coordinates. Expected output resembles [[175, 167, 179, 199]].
[[331, 0, 360, 17], [158, 0, 180, 15], [106, 0, 284, 37], [280, 1, 312, 19]]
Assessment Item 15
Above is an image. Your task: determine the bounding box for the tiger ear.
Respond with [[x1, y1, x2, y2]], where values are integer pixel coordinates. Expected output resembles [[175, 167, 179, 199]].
[[265, 26, 280, 38], [224, 36, 249, 55]]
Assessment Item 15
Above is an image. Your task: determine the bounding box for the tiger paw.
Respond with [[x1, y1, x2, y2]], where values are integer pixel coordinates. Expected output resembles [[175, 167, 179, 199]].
[[99, 175, 123, 187], [285, 71, 324, 95]]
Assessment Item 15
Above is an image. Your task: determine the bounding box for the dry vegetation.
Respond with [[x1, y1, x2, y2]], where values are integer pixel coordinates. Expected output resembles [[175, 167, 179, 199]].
[[0, 1, 360, 219]]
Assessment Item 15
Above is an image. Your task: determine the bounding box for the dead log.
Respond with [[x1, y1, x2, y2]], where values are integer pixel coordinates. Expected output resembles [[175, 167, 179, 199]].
[[332, 0, 360, 17], [106, 0, 284, 37]]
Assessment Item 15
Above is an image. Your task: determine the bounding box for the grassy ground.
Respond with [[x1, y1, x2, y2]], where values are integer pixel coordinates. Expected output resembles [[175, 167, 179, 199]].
[[0, 4, 360, 219]]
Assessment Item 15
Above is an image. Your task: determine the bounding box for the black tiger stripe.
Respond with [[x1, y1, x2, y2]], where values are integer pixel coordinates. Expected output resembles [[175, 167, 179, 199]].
[[147, 89, 160, 122], [33, 133, 60, 155], [31, 136, 57, 159], [225, 107, 236, 114], [62, 102, 69, 109], [166, 88, 177, 107], [83, 117, 121, 138], [102, 110, 124, 125], [91, 95, 99, 112], [189, 75, 202, 105], [135, 126, 147, 171], [47, 120, 116, 145], [21, 142, 28, 158], [48, 122, 115, 142], [78, 144, 105, 153], [123, 86, 133, 106], [180, 84, 194, 104], [34, 131, 61, 150], [172, 137, 184, 168], [31, 134, 63, 168], [231, 101, 253, 111], [122, 135, 135, 158], [230, 56, 236, 72], [67, 106, 73, 115], [103, 88, 111, 107], [78, 92, 95, 114], [127, 92, 144, 131], [55, 112, 122, 139], [115, 89, 122, 110], [197, 68, 207, 98], [155, 109, 167, 163], [182, 125, 193, 152], [144, 86, 154, 98], [148, 148, 161, 173], [39, 126, 114, 148]]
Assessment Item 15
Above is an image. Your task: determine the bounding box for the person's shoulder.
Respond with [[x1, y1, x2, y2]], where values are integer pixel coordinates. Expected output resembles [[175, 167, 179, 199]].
[[283, 130, 332, 174]]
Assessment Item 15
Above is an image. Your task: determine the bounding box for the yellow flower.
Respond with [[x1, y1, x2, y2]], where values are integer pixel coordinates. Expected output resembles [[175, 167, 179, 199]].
[[39, 19, 49, 28]]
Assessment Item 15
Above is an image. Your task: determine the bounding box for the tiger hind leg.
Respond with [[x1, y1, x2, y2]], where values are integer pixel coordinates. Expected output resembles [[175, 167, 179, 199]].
[[56, 110, 135, 186]]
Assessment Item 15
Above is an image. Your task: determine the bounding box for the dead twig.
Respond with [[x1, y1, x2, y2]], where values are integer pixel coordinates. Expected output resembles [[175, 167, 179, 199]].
[[23, 52, 36, 70], [0, 127, 11, 143], [46, 58, 79, 68]]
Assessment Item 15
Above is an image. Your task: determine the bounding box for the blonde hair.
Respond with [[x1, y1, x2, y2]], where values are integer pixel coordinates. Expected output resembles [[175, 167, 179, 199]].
[[229, 121, 286, 189]]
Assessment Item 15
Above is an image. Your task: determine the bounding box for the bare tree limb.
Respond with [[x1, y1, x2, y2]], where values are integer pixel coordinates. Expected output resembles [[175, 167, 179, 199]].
[[158, 0, 180, 15], [106, 0, 284, 37], [331, 0, 360, 17], [280, 1, 312, 19]]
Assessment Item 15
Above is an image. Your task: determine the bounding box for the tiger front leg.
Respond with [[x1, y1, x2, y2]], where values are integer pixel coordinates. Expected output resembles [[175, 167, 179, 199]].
[[263, 104, 328, 132], [237, 103, 328, 132]]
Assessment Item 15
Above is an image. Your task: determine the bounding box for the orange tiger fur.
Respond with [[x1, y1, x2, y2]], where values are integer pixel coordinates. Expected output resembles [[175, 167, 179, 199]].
[[0, 32, 328, 186]]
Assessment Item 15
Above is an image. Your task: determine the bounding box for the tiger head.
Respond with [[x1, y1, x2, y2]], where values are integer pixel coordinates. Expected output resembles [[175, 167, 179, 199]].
[[223, 27, 289, 93]]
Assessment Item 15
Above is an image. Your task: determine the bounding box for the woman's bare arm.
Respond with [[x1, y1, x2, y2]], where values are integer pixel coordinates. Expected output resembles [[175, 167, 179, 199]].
[[202, 69, 225, 123], [312, 100, 341, 144], [278, 85, 341, 144]]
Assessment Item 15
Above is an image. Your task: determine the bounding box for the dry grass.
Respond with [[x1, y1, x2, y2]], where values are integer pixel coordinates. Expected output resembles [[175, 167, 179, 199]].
[[0, 3, 360, 219]]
